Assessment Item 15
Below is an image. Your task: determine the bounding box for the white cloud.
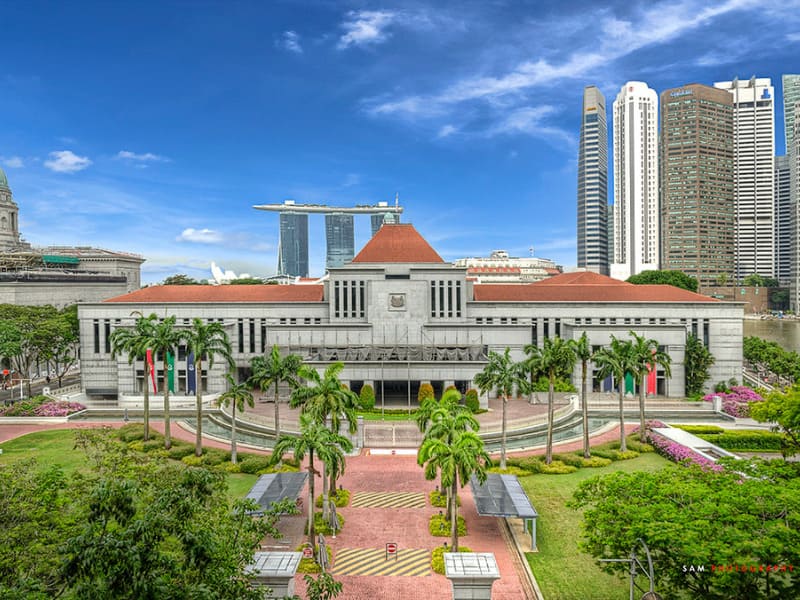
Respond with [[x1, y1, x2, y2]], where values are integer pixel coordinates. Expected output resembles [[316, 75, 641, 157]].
[[342, 173, 361, 187], [787, 32, 800, 42], [1, 156, 24, 168], [338, 10, 396, 49], [487, 105, 575, 146], [437, 124, 458, 138], [44, 150, 92, 173], [116, 150, 169, 162], [176, 228, 224, 244], [279, 30, 303, 53]]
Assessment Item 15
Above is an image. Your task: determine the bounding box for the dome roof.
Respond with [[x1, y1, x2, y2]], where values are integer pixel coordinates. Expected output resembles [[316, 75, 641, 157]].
[[0, 166, 8, 190]]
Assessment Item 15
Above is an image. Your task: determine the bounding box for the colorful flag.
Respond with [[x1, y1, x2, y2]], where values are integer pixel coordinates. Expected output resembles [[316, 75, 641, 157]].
[[624, 372, 635, 395], [187, 352, 196, 394], [647, 350, 657, 395], [167, 352, 175, 393], [146, 349, 157, 393]]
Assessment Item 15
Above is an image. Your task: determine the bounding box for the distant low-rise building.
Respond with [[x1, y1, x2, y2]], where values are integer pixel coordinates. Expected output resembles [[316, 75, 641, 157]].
[[454, 250, 561, 283]]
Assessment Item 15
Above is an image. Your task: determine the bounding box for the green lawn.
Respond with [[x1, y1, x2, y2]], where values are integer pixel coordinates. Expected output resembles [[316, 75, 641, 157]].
[[1, 429, 260, 501], [520, 453, 669, 600], [0, 428, 89, 473]]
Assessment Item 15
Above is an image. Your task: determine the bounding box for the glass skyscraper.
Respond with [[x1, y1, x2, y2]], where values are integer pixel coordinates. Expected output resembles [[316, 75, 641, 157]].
[[278, 212, 309, 277], [576, 85, 609, 275], [325, 213, 355, 269]]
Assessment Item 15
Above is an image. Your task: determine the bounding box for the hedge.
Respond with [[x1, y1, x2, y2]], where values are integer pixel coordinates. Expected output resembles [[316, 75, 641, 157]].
[[674, 424, 726, 435], [316, 489, 351, 508], [359, 384, 375, 410], [305, 511, 345, 536], [697, 430, 783, 451], [464, 389, 480, 413], [295, 544, 333, 574], [429, 514, 466, 537], [429, 490, 460, 508], [488, 466, 531, 477], [238, 455, 272, 474]]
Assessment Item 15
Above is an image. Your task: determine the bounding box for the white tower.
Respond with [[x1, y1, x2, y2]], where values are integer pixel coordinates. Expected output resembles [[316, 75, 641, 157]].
[[714, 77, 776, 280], [610, 81, 659, 281]]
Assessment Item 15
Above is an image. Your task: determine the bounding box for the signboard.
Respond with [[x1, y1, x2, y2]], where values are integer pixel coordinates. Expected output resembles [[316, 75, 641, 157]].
[[385, 542, 398, 560], [302, 546, 313, 559]]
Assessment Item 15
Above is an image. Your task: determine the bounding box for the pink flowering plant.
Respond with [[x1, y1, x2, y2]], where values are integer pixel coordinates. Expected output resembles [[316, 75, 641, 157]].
[[648, 431, 724, 472], [703, 386, 763, 418], [0, 395, 85, 417]]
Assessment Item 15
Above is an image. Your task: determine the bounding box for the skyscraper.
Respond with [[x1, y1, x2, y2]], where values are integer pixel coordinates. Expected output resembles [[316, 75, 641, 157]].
[[659, 84, 734, 288], [775, 155, 792, 284], [277, 211, 309, 277], [577, 85, 609, 275], [611, 81, 659, 281], [783, 75, 800, 151], [714, 77, 776, 280], [325, 213, 355, 269]]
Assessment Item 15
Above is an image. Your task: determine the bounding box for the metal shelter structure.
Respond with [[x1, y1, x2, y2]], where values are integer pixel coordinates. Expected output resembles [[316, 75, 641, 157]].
[[470, 474, 538, 550], [245, 472, 308, 516]]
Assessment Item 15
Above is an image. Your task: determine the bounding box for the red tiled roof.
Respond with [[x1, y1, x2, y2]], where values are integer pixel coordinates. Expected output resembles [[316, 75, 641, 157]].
[[473, 271, 718, 302], [352, 224, 444, 263], [104, 285, 324, 303], [467, 266, 522, 274]]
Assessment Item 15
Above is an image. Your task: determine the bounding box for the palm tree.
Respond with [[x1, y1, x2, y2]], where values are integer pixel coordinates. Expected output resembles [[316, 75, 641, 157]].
[[525, 337, 577, 464], [418, 429, 490, 550], [290, 362, 358, 516], [272, 413, 353, 548], [109, 312, 156, 441], [418, 388, 480, 517], [184, 318, 234, 457], [570, 332, 594, 458], [474, 348, 529, 469], [248, 345, 303, 440], [217, 373, 254, 464], [628, 331, 672, 442], [593, 336, 636, 452], [143, 315, 185, 450]]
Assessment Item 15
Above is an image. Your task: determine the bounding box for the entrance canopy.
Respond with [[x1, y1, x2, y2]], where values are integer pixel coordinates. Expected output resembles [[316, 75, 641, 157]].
[[470, 473, 538, 550], [245, 472, 308, 516]]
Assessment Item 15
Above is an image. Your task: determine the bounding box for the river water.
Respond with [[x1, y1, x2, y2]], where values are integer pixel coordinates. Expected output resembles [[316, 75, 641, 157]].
[[743, 319, 800, 351]]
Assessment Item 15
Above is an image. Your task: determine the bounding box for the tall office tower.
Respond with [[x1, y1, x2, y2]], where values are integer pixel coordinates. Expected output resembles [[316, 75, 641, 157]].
[[277, 212, 309, 277], [607, 204, 614, 262], [784, 75, 800, 151], [325, 213, 355, 269], [792, 103, 800, 312], [659, 84, 734, 288], [714, 77, 776, 279], [577, 85, 609, 275], [776, 156, 792, 284], [610, 81, 659, 281]]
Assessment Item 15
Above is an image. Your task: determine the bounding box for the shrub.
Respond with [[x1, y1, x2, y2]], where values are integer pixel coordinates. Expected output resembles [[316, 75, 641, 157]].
[[304, 512, 345, 536], [167, 444, 195, 460], [648, 431, 723, 471], [295, 544, 333, 574], [315, 489, 351, 508], [238, 455, 272, 474], [552, 453, 584, 468], [539, 460, 578, 474], [418, 382, 434, 403], [532, 376, 576, 393], [359, 384, 375, 410], [223, 462, 241, 473], [591, 448, 640, 461], [703, 386, 764, 418], [464, 389, 480, 412], [580, 456, 612, 468], [181, 455, 203, 466], [698, 430, 783, 451], [201, 448, 231, 466], [429, 490, 460, 508], [488, 466, 531, 477], [674, 424, 725, 435], [117, 423, 149, 442], [444, 385, 458, 394], [263, 464, 300, 474], [429, 514, 466, 537], [507, 456, 544, 474], [431, 545, 472, 575], [624, 438, 655, 453]]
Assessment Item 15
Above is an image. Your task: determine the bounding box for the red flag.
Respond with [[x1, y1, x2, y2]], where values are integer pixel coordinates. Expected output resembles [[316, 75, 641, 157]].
[[647, 349, 657, 395], [146, 349, 157, 393]]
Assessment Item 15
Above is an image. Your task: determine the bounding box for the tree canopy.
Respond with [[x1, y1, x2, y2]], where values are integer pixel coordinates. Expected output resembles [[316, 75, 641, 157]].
[[751, 386, 800, 457], [571, 460, 800, 599], [0, 428, 293, 599], [162, 274, 202, 285], [626, 270, 698, 292]]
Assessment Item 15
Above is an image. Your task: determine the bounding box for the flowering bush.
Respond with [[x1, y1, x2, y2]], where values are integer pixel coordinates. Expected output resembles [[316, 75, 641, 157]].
[[648, 431, 724, 472], [0, 396, 85, 417], [703, 386, 764, 418]]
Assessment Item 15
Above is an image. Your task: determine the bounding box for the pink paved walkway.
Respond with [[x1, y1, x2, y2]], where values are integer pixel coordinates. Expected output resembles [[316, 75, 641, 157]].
[[291, 453, 528, 600]]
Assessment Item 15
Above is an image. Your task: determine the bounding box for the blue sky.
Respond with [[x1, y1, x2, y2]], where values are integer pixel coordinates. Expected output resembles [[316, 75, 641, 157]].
[[1, 0, 799, 283]]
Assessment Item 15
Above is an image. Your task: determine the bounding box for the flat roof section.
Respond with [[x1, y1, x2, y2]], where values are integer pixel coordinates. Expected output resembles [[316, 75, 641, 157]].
[[470, 474, 537, 519], [245, 472, 308, 515]]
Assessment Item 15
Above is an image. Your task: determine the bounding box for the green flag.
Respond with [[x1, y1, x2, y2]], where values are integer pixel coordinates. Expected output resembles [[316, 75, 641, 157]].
[[624, 372, 635, 395], [167, 351, 175, 393]]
